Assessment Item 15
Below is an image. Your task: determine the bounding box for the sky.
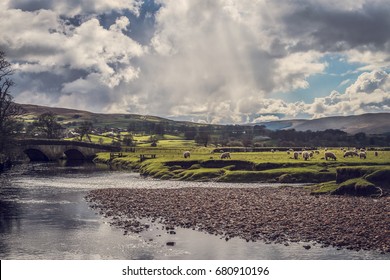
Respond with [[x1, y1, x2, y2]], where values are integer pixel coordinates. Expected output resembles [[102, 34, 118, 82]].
[[1, 0, 390, 124]]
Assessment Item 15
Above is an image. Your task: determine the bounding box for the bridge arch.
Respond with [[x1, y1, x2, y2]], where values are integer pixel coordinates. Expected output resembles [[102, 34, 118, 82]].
[[64, 149, 85, 160], [16, 139, 121, 161], [24, 148, 50, 162]]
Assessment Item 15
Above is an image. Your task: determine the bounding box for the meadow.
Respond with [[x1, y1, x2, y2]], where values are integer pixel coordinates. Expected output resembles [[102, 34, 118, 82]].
[[93, 137, 390, 196]]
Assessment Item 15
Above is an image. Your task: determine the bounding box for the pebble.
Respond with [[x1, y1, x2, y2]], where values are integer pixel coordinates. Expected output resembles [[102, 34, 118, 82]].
[[86, 187, 390, 254]]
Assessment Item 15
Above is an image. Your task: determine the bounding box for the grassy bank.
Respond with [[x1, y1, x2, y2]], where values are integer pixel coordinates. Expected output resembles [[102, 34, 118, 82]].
[[94, 147, 390, 196], [311, 166, 390, 196]]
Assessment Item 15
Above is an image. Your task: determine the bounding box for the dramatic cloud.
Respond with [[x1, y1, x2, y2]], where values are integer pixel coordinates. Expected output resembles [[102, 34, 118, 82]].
[[0, 6, 144, 110], [1, 0, 389, 123], [307, 70, 390, 118], [5, 0, 143, 17], [282, 0, 390, 52]]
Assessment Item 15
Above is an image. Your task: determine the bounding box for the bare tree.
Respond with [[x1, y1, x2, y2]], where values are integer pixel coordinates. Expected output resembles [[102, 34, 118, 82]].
[[0, 51, 24, 152], [77, 121, 93, 142], [33, 112, 63, 139]]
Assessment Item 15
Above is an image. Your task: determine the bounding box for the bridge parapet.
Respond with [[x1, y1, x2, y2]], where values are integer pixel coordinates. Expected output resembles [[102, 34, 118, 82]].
[[16, 139, 121, 151], [14, 139, 121, 161]]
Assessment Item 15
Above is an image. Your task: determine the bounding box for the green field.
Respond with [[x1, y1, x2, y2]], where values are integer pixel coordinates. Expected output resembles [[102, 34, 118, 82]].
[[94, 144, 390, 196]]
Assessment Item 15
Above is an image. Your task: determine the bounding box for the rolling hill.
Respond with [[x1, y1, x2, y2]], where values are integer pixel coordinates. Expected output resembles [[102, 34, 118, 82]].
[[18, 103, 390, 134], [18, 103, 199, 129], [256, 113, 390, 134]]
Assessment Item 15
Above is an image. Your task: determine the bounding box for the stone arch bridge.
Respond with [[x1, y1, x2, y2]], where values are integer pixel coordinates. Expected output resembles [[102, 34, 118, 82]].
[[15, 139, 120, 161]]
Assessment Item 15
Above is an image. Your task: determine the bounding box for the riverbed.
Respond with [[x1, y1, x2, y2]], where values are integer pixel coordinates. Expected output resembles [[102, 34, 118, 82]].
[[0, 162, 388, 259]]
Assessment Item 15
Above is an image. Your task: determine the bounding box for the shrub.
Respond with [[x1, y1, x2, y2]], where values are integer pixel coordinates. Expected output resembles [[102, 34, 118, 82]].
[[331, 178, 380, 196], [226, 140, 244, 147]]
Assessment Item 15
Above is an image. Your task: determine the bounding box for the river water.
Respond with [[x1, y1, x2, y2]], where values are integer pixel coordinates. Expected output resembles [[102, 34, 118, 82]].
[[0, 162, 387, 260]]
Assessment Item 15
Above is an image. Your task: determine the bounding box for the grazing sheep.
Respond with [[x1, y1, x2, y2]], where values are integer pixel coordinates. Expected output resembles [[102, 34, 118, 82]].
[[325, 152, 337, 161], [374, 151, 379, 157], [324, 148, 328, 151], [293, 151, 299, 160], [287, 151, 290, 155], [271, 149, 275, 153], [343, 151, 358, 158], [359, 152, 367, 159], [302, 151, 310, 161], [220, 152, 231, 159], [309, 151, 314, 157], [183, 151, 191, 158], [315, 150, 320, 154]]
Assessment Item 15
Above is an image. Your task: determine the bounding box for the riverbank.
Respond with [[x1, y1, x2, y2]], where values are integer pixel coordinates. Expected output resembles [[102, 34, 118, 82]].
[[86, 186, 390, 254], [94, 151, 390, 195]]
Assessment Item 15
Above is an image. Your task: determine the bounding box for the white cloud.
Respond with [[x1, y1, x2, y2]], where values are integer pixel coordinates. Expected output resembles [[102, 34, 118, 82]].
[[307, 70, 390, 118], [338, 79, 351, 87], [5, 0, 143, 17], [274, 51, 327, 92], [346, 49, 390, 71], [1, 7, 144, 111], [60, 17, 143, 87], [252, 115, 281, 123], [1, 0, 390, 124], [127, 0, 329, 123], [346, 70, 388, 94]]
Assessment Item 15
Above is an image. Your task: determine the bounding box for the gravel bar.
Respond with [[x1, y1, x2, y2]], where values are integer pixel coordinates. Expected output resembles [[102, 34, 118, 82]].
[[86, 187, 390, 254]]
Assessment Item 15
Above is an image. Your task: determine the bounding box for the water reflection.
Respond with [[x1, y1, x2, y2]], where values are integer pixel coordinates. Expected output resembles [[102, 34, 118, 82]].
[[0, 162, 388, 260]]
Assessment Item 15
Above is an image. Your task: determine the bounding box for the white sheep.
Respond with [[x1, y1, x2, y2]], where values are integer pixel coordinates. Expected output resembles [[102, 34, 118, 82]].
[[293, 151, 299, 160], [220, 152, 231, 159], [302, 151, 310, 161], [359, 151, 366, 159], [183, 151, 191, 158], [325, 152, 337, 161]]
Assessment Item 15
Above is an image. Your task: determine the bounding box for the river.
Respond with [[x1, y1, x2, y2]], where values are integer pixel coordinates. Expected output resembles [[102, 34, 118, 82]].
[[0, 162, 387, 260]]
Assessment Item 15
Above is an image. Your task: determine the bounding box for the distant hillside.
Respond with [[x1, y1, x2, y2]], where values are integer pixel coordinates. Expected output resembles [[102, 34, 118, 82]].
[[18, 103, 198, 129], [18, 103, 390, 135], [257, 113, 390, 134], [20, 103, 95, 118]]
